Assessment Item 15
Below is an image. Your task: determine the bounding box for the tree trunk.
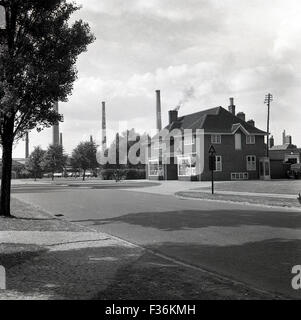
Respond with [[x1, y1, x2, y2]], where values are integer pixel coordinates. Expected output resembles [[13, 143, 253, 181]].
[[83, 170, 86, 181], [52, 172, 54, 181], [0, 136, 14, 217]]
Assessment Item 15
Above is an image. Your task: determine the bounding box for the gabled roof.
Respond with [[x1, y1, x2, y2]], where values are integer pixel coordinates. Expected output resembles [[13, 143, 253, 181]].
[[153, 106, 266, 140]]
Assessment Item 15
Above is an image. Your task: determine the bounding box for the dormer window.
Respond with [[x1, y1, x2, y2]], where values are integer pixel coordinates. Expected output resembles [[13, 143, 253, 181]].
[[211, 135, 221, 144], [246, 135, 255, 144]]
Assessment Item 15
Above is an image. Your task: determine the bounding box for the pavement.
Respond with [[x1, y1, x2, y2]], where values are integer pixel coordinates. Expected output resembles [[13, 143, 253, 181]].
[[8, 180, 301, 299]]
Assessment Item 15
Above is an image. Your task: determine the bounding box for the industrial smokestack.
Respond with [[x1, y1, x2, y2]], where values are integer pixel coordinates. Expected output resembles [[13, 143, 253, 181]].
[[25, 132, 29, 158], [102, 101, 107, 150], [60, 133, 63, 147], [228, 97, 236, 115], [52, 101, 60, 146], [156, 90, 162, 132]]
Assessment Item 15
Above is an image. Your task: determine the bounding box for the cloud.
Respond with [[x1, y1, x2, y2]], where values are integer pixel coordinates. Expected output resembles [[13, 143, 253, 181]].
[[12, 0, 301, 157]]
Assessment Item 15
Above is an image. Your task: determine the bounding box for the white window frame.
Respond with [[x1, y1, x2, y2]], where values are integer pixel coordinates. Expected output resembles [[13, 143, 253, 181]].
[[215, 155, 222, 172], [246, 135, 256, 144], [211, 135, 221, 144], [231, 172, 249, 180], [246, 155, 256, 171], [184, 135, 195, 146]]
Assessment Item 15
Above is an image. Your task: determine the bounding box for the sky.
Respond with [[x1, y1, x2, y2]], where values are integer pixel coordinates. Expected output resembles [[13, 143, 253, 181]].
[[8, 0, 301, 157]]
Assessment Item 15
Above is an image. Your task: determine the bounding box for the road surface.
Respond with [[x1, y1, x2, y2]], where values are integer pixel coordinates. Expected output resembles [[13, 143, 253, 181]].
[[12, 181, 301, 299]]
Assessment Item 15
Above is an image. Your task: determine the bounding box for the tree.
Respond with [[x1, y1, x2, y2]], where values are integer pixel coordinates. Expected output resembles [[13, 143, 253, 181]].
[[43, 144, 67, 180], [71, 140, 98, 181], [0, 1, 95, 216], [26, 146, 45, 180], [101, 129, 148, 181]]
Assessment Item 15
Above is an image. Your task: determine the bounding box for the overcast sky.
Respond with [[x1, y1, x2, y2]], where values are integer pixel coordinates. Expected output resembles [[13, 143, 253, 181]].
[[10, 0, 301, 157]]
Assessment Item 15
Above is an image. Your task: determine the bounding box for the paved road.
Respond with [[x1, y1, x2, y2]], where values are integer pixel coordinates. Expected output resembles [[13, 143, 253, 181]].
[[12, 182, 301, 299]]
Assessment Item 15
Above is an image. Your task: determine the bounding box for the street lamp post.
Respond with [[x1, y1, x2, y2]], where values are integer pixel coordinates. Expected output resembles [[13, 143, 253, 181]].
[[264, 93, 273, 158], [209, 145, 216, 195]]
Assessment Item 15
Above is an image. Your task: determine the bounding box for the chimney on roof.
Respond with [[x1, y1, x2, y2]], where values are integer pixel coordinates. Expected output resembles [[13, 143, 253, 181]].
[[228, 97, 236, 115], [168, 109, 178, 124], [269, 136, 274, 148], [247, 119, 255, 127], [237, 112, 246, 122], [156, 90, 162, 131]]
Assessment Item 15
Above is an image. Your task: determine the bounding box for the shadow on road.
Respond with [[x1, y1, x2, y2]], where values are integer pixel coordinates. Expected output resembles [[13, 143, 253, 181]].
[[71, 209, 301, 230]]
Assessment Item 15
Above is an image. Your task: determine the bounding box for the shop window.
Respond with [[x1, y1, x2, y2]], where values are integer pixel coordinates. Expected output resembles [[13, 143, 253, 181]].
[[148, 160, 163, 176], [178, 155, 197, 176]]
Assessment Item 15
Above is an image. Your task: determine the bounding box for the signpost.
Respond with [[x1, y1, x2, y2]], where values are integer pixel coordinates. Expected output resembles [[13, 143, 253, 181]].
[[208, 145, 216, 195]]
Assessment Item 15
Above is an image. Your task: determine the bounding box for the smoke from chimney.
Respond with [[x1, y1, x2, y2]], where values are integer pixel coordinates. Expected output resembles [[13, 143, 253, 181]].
[[156, 90, 162, 131], [102, 101, 107, 150], [175, 86, 195, 111]]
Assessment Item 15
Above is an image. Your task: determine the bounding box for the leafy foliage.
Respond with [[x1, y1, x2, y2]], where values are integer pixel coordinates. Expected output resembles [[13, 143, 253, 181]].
[[25, 145, 45, 179], [43, 144, 67, 178], [0, 0, 94, 215], [0, 0, 95, 140], [71, 140, 98, 179]]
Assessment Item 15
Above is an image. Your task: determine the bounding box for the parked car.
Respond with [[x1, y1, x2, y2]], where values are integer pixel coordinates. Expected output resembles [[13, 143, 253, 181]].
[[290, 163, 301, 179]]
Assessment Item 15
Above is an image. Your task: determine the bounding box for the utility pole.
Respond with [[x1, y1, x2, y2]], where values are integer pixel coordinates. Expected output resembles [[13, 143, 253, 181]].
[[264, 93, 273, 158]]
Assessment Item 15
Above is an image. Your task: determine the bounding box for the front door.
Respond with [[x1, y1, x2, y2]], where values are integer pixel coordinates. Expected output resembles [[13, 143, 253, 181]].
[[259, 157, 271, 180]]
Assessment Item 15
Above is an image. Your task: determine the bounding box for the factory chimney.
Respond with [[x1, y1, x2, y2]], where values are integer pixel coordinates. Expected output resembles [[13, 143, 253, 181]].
[[156, 90, 162, 131], [25, 132, 29, 158], [60, 133, 63, 147], [102, 101, 107, 150], [52, 101, 60, 146]]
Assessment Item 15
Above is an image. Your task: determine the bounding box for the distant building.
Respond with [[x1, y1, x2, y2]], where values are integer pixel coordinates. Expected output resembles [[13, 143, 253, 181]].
[[147, 98, 267, 181], [269, 131, 300, 179]]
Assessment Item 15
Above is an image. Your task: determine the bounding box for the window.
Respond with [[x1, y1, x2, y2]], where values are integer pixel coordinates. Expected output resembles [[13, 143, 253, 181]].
[[235, 133, 242, 150], [231, 172, 249, 180], [178, 155, 197, 176], [247, 155, 256, 171], [184, 135, 195, 145], [148, 160, 163, 176], [215, 155, 222, 172], [211, 135, 221, 144], [246, 135, 255, 144]]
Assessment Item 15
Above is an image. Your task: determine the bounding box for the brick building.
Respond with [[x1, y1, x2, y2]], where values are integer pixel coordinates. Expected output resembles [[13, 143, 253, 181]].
[[147, 98, 267, 181]]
